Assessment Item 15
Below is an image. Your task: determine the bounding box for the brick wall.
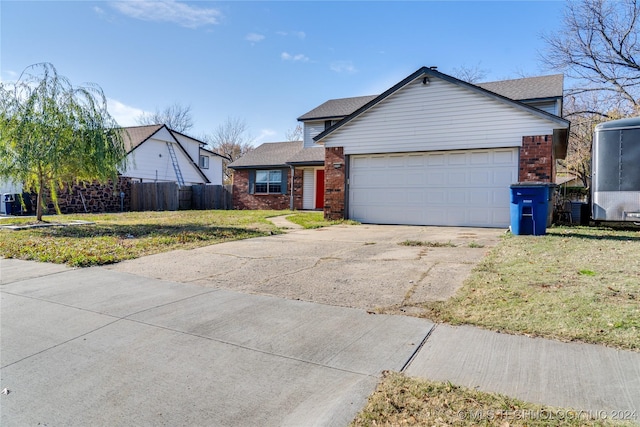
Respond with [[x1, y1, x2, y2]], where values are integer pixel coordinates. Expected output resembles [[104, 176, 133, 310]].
[[232, 169, 303, 210], [324, 147, 346, 220], [519, 135, 555, 182], [31, 177, 132, 214]]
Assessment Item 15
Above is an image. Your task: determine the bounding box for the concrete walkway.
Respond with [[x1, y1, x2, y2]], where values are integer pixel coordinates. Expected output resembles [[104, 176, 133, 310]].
[[268, 214, 304, 231], [2, 225, 639, 426]]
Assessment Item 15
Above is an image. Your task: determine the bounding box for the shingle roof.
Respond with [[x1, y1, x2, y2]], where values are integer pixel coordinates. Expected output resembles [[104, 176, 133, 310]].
[[121, 124, 163, 152], [228, 141, 304, 169], [286, 146, 325, 165], [477, 74, 564, 101], [297, 95, 378, 121]]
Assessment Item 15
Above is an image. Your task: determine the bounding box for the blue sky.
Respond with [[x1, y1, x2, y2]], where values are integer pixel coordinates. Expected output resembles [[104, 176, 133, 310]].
[[1, 1, 566, 144]]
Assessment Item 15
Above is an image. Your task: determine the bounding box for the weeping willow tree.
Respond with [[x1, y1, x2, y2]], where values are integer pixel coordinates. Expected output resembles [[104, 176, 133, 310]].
[[0, 63, 127, 221]]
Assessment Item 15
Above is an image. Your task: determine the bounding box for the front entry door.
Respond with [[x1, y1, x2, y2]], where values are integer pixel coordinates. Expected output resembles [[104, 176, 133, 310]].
[[315, 169, 325, 209]]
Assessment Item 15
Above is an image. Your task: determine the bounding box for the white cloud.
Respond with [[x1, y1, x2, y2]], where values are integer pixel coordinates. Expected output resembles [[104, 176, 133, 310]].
[[110, 1, 221, 29], [277, 30, 306, 39], [245, 33, 265, 43], [281, 52, 309, 62], [330, 61, 358, 74], [107, 98, 148, 127], [93, 6, 105, 15], [255, 129, 277, 144]]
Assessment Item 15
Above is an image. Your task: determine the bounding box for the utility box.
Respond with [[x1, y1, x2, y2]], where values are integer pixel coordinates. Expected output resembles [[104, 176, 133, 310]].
[[3, 193, 15, 215], [510, 183, 555, 236]]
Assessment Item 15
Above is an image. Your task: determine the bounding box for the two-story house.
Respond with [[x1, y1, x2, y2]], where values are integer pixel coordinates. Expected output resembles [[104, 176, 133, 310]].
[[229, 67, 569, 227]]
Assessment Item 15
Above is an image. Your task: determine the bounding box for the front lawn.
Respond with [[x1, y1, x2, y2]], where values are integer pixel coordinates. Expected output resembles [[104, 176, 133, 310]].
[[417, 226, 640, 351], [351, 372, 634, 427], [0, 210, 294, 267]]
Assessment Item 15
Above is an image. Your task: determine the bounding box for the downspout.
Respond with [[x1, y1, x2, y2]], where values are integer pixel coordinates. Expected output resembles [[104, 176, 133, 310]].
[[289, 165, 295, 210]]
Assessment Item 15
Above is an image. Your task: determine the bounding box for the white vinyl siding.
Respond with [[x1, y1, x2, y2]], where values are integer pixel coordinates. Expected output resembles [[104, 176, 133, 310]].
[[303, 122, 325, 147], [348, 148, 518, 227], [324, 78, 562, 155], [122, 138, 205, 185]]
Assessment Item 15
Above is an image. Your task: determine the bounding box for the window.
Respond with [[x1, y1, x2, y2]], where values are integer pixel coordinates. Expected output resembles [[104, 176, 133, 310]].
[[255, 169, 282, 194], [199, 155, 209, 169]]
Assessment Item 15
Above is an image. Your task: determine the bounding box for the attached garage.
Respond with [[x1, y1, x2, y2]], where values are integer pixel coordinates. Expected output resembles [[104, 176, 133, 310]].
[[348, 148, 518, 227], [315, 67, 570, 227]]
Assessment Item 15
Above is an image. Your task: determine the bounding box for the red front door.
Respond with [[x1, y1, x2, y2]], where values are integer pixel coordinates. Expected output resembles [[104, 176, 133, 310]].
[[315, 169, 325, 209]]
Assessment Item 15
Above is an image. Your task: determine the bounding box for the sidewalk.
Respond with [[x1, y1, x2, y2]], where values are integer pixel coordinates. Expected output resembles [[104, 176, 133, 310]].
[[2, 257, 639, 425], [405, 323, 640, 418]]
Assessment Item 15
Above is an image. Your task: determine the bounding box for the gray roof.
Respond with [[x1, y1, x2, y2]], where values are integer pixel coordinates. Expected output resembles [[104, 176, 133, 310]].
[[297, 95, 378, 121], [228, 141, 304, 169], [121, 124, 164, 152], [477, 74, 564, 101], [286, 146, 325, 165]]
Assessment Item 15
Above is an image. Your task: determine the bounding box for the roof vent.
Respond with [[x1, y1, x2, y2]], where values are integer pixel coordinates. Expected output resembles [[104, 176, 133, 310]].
[[430, 66, 438, 70]]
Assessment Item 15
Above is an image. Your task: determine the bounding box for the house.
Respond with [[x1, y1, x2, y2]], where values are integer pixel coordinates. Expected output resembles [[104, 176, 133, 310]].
[[122, 124, 224, 186], [230, 67, 570, 227]]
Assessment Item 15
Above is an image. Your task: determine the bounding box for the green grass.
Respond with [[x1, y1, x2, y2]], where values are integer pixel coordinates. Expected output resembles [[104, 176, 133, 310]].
[[351, 372, 635, 427], [285, 211, 359, 228], [416, 226, 640, 351], [0, 210, 292, 267]]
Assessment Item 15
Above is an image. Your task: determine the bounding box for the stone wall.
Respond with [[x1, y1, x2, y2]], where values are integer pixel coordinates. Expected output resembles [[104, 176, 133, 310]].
[[31, 177, 132, 214]]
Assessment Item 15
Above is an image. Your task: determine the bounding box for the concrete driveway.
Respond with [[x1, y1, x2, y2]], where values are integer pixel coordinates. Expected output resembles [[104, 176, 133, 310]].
[[1, 224, 501, 426], [108, 224, 502, 313]]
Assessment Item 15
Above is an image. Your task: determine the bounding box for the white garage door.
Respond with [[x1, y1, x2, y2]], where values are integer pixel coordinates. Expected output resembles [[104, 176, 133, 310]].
[[348, 148, 518, 227]]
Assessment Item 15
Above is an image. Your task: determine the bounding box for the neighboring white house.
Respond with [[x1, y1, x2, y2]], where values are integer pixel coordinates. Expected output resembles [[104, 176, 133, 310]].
[[122, 124, 224, 186]]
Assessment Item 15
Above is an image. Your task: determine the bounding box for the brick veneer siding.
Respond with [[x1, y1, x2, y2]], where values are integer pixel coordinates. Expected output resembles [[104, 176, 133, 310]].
[[324, 147, 346, 220], [519, 135, 555, 182], [232, 168, 303, 210], [30, 177, 132, 214]]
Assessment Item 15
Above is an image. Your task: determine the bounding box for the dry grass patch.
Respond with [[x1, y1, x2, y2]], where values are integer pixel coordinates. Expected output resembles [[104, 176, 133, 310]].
[[418, 226, 640, 351], [0, 210, 290, 267], [352, 372, 633, 426]]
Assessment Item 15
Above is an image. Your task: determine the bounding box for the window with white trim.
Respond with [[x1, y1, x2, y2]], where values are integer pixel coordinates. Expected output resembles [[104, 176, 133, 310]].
[[255, 170, 282, 194], [199, 155, 209, 169]]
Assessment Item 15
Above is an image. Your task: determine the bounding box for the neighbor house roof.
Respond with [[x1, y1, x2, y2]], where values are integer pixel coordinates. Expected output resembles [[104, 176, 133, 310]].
[[477, 74, 564, 101], [122, 124, 164, 152], [228, 141, 304, 169], [297, 95, 378, 121]]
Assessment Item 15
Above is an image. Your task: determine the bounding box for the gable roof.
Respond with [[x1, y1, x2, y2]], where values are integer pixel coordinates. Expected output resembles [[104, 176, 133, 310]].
[[122, 124, 164, 153], [121, 124, 210, 183], [477, 74, 563, 101], [297, 95, 378, 121], [313, 67, 570, 144]]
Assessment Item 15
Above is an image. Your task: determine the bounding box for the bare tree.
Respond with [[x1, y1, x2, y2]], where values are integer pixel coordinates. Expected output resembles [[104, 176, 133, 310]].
[[206, 117, 254, 184], [541, 0, 639, 190], [450, 64, 489, 83], [285, 124, 303, 141], [137, 102, 194, 133], [541, 0, 640, 117]]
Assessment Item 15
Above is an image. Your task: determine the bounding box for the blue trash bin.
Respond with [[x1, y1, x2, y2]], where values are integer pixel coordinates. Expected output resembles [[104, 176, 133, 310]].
[[510, 183, 555, 236]]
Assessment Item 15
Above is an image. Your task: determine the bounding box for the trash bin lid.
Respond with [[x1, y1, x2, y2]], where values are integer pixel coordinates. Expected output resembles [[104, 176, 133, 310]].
[[510, 182, 557, 188]]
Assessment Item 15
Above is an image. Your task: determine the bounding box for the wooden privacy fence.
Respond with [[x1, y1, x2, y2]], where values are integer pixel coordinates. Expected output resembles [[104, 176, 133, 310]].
[[130, 182, 232, 211]]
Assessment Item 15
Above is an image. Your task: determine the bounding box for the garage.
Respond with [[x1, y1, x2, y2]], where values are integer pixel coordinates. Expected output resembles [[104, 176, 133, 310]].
[[348, 148, 518, 227]]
